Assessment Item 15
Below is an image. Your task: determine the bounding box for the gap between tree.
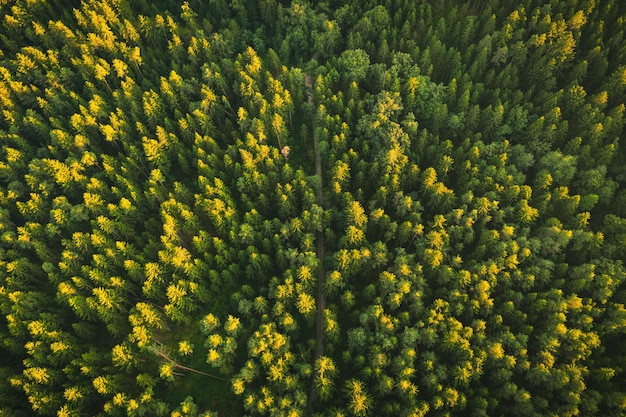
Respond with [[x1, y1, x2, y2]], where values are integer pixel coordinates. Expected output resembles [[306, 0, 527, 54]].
[[305, 53, 326, 415]]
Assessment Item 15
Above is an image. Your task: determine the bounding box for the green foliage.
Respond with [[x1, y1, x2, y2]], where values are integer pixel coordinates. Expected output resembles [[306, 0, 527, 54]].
[[1, 0, 626, 416]]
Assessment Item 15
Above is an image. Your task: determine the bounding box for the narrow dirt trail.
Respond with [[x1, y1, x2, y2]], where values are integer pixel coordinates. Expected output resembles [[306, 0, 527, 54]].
[[304, 61, 326, 413]]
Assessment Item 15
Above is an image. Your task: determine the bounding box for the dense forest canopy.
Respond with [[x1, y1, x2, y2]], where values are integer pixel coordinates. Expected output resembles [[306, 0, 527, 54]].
[[1, 0, 626, 416]]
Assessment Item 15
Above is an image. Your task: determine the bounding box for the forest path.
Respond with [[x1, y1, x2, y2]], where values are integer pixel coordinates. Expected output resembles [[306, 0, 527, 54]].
[[304, 57, 326, 413]]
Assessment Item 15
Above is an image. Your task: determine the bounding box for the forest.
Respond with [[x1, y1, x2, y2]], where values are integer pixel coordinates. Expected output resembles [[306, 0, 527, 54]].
[[1, 0, 625, 415]]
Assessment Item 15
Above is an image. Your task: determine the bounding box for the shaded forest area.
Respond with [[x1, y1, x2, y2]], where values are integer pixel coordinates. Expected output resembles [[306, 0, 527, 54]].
[[1, 0, 626, 416]]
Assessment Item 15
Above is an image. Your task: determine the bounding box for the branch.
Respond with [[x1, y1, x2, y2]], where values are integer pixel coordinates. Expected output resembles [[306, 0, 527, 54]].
[[153, 347, 228, 382]]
